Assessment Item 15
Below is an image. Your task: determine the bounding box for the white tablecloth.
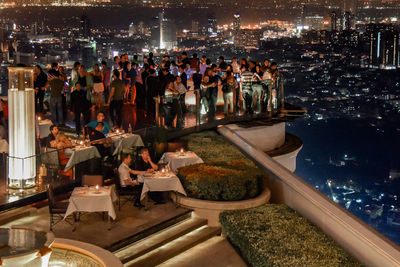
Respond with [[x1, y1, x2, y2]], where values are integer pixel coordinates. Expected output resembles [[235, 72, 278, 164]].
[[137, 172, 187, 201], [0, 139, 8, 153], [64, 146, 101, 171], [64, 186, 118, 220], [159, 152, 204, 173], [37, 119, 52, 139], [111, 134, 144, 156]]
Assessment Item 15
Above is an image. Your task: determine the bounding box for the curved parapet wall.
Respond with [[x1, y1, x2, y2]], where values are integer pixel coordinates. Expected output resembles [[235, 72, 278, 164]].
[[50, 238, 123, 267], [173, 187, 271, 227], [226, 123, 302, 172], [225, 122, 286, 152], [218, 125, 400, 267]]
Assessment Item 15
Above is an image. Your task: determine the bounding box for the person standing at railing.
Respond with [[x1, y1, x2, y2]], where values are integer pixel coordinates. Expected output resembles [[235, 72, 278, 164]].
[[261, 65, 273, 112], [70, 82, 90, 136], [108, 69, 125, 128], [200, 75, 210, 116], [199, 55, 208, 76], [174, 76, 187, 128], [222, 68, 236, 116], [240, 64, 255, 115], [270, 62, 281, 111], [206, 68, 219, 121], [91, 64, 104, 109], [102, 61, 111, 105], [46, 72, 65, 126], [34, 65, 48, 114], [145, 69, 160, 120], [252, 64, 264, 113]]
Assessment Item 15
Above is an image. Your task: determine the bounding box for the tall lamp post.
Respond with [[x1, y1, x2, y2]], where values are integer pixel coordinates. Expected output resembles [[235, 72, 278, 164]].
[[8, 67, 36, 189]]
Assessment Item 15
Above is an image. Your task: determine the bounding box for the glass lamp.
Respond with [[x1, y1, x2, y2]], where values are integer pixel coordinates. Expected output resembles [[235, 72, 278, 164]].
[[8, 67, 36, 189]]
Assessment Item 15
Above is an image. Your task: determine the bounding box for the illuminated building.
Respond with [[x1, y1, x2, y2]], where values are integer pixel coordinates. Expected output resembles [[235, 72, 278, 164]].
[[233, 13, 241, 46], [331, 11, 337, 31], [207, 13, 217, 36], [159, 10, 176, 50], [367, 23, 400, 69]]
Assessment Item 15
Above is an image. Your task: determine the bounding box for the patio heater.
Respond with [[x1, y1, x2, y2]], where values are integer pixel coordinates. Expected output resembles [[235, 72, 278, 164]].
[[7, 67, 36, 189]]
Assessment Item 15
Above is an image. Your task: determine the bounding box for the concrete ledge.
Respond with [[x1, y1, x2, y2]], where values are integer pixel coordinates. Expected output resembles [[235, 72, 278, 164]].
[[51, 238, 123, 267], [218, 125, 400, 267], [172, 187, 271, 227], [0, 207, 37, 225]]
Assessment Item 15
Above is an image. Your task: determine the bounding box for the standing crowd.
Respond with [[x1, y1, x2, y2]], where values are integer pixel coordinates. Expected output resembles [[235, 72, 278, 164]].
[[31, 51, 284, 134]]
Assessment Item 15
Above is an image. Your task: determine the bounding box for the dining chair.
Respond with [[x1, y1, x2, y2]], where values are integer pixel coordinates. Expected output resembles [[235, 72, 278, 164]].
[[82, 175, 104, 187], [46, 184, 75, 231], [40, 147, 60, 178], [114, 169, 141, 211]]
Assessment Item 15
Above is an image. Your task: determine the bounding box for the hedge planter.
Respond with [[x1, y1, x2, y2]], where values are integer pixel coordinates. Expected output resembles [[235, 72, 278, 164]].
[[220, 204, 361, 267], [177, 162, 264, 201], [172, 187, 271, 227]]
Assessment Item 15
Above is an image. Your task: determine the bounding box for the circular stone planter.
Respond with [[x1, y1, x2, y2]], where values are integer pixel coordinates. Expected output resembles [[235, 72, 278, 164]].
[[50, 238, 123, 267], [172, 187, 271, 227]]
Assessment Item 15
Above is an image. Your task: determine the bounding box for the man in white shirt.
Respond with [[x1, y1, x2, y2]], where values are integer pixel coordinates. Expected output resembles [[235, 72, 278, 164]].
[[118, 153, 150, 207], [118, 154, 147, 186]]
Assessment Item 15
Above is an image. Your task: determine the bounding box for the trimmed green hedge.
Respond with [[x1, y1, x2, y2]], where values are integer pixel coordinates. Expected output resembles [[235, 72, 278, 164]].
[[177, 161, 262, 201], [220, 204, 361, 267], [176, 131, 266, 201], [179, 131, 253, 164]]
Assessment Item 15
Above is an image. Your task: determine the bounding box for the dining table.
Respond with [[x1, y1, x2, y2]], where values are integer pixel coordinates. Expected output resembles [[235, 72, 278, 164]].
[[64, 145, 101, 171], [159, 151, 204, 173], [110, 133, 144, 156], [64, 186, 117, 230], [137, 171, 187, 209], [37, 119, 52, 139]]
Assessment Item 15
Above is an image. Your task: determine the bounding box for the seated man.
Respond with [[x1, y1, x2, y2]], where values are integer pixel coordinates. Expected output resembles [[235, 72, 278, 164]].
[[135, 148, 166, 204], [45, 125, 58, 148], [88, 122, 112, 158], [87, 111, 111, 135], [118, 153, 148, 207], [136, 148, 158, 172]]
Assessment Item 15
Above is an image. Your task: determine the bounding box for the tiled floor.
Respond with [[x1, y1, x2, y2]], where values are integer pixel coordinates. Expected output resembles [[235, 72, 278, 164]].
[[0, 200, 189, 249]]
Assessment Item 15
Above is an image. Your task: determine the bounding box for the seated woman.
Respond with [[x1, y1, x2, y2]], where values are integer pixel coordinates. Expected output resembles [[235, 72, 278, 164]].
[[51, 132, 73, 178]]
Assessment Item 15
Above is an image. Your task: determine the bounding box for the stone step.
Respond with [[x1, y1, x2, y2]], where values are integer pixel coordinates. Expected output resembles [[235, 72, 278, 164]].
[[158, 236, 247, 267], [115, 217, 207, 264], [0, 207, 37, 225], [124, 226, 221, 267]]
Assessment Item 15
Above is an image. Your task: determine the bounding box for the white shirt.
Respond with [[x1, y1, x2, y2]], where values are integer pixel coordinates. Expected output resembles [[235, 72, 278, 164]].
[[174, 82, 187, 94], [232, 62, 240, 74], [118, 162, 132, 187], [262, 69, 272, 80]]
